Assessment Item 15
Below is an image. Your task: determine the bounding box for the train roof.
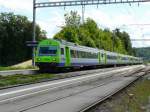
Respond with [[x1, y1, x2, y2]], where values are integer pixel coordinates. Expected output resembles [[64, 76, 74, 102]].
[[57, 39, 100, 52]]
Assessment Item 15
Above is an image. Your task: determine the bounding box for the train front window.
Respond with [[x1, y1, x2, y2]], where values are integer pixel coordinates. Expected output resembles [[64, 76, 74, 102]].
[[39, 46, 57, 56]]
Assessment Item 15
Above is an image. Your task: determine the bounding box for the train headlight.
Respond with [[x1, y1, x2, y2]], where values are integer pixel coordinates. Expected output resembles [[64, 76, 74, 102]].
[[53, 58, 56, 61], [37, 58, 41, 61]]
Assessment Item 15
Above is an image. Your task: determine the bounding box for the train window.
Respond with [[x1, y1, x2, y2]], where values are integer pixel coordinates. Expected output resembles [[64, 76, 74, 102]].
[[92, 53, 97, 58], [122, 57, 128, 60], [61, 48, 64, 55], [81, 51, 84, 58], [70, 49, 98, 59], [107, 55, 116, 60], [71, 50, 74, 58], [71, 50, 77, 58], [39, 46, 57, 56], [80, 51, 84, 58], [77, 51, 81, 58], [84, 52, 97, 59], [87, 52, 90, 58]]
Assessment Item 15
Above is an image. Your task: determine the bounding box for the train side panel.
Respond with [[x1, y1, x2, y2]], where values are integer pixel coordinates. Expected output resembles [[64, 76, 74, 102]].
[[35, 39, 143, 70]]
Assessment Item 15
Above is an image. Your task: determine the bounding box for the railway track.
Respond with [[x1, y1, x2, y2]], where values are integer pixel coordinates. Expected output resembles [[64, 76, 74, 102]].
[[0, 65, 147, 112]]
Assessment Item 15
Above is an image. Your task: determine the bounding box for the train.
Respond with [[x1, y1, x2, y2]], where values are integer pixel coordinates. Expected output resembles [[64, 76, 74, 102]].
[[35, 39, 143, 70]]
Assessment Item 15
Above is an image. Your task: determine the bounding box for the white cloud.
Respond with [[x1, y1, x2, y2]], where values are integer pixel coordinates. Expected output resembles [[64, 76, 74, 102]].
[[0, 0, 150, 47], [37, 11, 65, 38], [85, 9, 112, 25], [83, 7, 138, 30], [83, 7, 150, 47], [0, 0, 32, 11]]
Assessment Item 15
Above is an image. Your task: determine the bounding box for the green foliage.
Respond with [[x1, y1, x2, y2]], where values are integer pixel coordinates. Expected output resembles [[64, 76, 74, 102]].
[[54, 11, 133, 55], [133, 47, 150, 62], [114, 29, 133, 55], [0, 12, 47, 66], [64, 11, 81, 27], [55, 26, 79, 43]]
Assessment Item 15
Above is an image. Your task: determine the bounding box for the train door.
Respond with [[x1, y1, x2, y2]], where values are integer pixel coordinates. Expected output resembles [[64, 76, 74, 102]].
[[98, 52, 101, 64], [100, 52, 105, 65], [65, 46, 71, 66], [104, 52, 107, 64]]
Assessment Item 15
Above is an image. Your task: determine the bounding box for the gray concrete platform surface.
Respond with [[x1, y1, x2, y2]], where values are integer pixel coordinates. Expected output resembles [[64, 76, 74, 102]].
[[0, 65, 146, 112]]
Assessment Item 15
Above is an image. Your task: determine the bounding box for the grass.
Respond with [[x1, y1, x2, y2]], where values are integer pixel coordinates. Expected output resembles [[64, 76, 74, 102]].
[[112, 79, 150, 112], [0, 74, 55, 88], [88, 76, 150, 112]]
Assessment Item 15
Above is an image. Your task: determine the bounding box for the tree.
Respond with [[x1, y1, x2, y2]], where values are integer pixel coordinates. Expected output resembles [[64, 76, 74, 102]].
[[64, 11, 81, 27], [0, 12, 46, 66], [54, 11, 81, 44], [115, 29, 133, 55], [54, 11, 133, 55]]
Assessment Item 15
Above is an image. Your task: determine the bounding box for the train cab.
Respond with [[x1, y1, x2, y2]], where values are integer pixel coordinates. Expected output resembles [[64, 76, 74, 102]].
[[35, 39, 61, 69]]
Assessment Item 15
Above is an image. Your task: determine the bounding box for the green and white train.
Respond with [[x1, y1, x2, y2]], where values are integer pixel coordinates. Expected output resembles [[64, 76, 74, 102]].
[[35, 39, 143, 70]]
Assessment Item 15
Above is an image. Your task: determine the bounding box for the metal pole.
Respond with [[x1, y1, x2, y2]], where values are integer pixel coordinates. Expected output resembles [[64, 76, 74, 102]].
[[32, 0, 36, 66], [82, 4, 85, 23], [82, 5, 84, 23]]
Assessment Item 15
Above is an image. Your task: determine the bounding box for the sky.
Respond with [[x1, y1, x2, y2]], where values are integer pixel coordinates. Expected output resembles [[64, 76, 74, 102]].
[[0, 0, 150, 48]]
